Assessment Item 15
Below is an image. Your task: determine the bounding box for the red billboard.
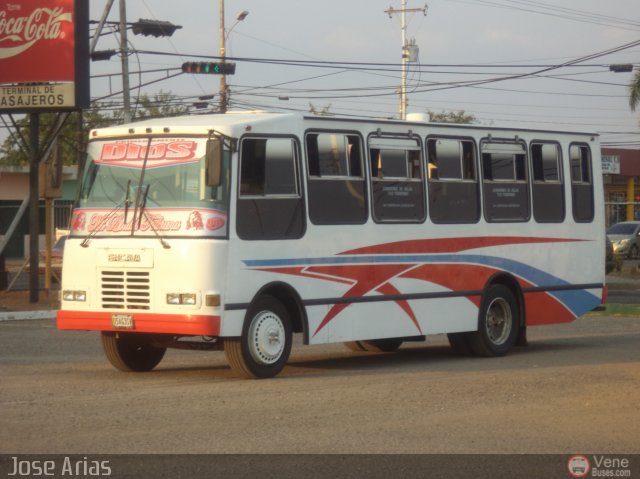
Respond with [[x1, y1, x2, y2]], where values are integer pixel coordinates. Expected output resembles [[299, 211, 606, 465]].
[[0, 0, 88, 110]]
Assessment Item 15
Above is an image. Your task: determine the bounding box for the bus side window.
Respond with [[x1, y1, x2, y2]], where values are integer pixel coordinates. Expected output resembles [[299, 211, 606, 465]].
[[237, 137, 305, 240], [426, 137, 480, 224], [305, 132, 367, 225], [481, 140, 530, 223], [240, 139, 266, 195], [531, 142, 565, 223], [569, 143, 594, 223], [368, 136, 425, 223]]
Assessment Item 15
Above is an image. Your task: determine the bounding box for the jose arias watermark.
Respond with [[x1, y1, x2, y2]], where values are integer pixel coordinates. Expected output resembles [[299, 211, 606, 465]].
[[6, 456, 111, 477]]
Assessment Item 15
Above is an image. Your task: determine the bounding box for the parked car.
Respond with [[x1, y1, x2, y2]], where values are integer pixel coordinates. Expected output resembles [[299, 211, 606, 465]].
[[605, 237, 615, 274], [606, 221, 640, 259]]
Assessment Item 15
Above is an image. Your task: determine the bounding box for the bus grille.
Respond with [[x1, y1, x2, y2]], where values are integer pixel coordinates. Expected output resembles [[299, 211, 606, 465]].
[[100, 270, 151, 310]]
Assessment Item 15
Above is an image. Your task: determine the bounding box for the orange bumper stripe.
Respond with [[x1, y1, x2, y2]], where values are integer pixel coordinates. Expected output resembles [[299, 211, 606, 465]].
[[56, 310, 221, 336]]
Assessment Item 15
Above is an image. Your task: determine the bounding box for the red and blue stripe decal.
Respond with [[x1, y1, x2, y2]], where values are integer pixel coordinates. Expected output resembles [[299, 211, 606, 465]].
[[241, 237, 602, 336]]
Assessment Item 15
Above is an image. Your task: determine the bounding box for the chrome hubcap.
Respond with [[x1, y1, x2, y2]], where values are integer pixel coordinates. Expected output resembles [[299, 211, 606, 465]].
[[248, 310, 285, 365], [485, 297, 512, 345]]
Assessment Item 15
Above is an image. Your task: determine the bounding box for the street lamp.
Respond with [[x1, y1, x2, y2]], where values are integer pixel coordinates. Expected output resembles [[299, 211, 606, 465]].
[[219, 4, 249, 113]]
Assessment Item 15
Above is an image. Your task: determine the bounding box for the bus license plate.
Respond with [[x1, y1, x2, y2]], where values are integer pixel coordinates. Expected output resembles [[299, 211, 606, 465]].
[[112, 314, 134, 329]]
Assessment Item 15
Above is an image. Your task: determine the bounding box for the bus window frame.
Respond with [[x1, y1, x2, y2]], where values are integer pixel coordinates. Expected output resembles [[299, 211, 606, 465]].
[[236, 134, 306, 240], [238, 135, 302, 199], [529, 140, 566, 224], [480, 138, 531, 223], [367, 133, 426, 224], [425, 135, 481, 225], [568, 142, 595, 223], [304, 129, 368, 225]]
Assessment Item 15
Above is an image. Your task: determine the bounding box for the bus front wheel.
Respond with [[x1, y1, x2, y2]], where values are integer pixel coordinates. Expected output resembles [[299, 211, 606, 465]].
[[101, 332, 166, 372], [468, 284, 519, 357], [224, 295, 292, 379]]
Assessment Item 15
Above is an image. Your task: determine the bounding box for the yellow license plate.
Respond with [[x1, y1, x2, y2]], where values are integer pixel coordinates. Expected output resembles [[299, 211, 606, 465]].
[[111, 314, 134, 329]]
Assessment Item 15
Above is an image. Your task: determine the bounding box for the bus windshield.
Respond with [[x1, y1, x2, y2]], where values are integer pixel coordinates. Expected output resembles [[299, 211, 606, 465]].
[[74, 137, 230, 237]]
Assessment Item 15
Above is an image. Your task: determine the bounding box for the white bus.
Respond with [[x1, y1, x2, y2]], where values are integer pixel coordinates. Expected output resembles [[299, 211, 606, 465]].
[[57, 112, 606, 378]]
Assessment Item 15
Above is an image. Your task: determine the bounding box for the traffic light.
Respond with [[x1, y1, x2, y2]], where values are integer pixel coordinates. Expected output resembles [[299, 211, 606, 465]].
[[181, 62, 236, 75], [609, 64, 633, 73], [132, 19, 182, 38]]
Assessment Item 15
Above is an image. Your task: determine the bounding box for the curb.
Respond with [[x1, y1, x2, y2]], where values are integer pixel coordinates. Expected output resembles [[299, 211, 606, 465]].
[[589, 303, 640, 316], [0, 310, 57, 322]]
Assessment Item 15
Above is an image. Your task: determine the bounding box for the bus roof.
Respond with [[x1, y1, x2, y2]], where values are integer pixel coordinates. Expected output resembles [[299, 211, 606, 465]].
[[89, 110, 599, 140]]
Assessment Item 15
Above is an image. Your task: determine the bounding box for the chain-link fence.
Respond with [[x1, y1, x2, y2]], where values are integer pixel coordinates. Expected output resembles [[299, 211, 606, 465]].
[[605, 201, 640, 228]]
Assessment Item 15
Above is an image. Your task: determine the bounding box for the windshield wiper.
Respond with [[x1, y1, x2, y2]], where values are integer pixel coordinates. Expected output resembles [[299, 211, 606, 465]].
[[80, 200, 126, 248], [123, 179, 131, 224], [136, 184, 171, 249]]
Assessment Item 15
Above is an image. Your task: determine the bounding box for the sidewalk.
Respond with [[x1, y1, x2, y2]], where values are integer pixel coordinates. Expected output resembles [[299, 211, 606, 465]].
[[0, 309, 57, 321]]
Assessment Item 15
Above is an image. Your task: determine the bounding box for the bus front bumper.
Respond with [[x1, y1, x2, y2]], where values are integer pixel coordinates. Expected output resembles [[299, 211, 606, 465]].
[[56, 310, 221, 336]]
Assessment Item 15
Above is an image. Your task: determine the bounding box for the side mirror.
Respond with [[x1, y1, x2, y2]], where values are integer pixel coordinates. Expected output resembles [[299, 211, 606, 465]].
[[205, 138, 223, 187]]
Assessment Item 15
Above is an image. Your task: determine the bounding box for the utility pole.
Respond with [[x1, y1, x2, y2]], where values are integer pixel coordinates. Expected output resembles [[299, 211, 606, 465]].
[[28, 113, 39, 303], [119, 0, 132, 123], [217, 2, 248, 113], [385, 1, 427, 120], [219, 0, 228, 113]]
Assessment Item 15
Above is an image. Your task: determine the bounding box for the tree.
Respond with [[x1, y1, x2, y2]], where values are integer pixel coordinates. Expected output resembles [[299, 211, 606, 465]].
[[630, 69, 640, 112], [427, 110, 476, 124], [0, 108, 110, 167], [135, 90, 189, 119], [0, 91, 188, 166]]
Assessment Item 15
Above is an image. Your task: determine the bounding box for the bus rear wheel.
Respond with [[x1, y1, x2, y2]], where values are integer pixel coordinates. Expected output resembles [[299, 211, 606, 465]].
[[101, 332, 166, 372], [224, 295, 292, 379], [468, 284, 519, 357]]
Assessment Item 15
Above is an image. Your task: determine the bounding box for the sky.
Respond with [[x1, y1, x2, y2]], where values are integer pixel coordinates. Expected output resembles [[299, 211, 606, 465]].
[[9, 0, 640, 147]]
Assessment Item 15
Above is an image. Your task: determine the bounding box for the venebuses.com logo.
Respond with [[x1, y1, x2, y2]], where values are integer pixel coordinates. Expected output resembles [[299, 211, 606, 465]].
[[568, 455, 591, 478], [568, 455, 632, 478]]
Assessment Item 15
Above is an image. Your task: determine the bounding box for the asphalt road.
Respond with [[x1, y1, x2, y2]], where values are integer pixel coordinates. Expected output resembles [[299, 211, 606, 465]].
[[1, 314, 639, 461]]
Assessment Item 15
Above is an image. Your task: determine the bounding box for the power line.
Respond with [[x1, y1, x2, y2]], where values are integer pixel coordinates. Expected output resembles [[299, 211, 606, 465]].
[[443, 0, 640, 31]]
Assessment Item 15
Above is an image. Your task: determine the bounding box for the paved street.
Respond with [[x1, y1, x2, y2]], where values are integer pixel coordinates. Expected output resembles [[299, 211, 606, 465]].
[[1, 313, 639, 456]]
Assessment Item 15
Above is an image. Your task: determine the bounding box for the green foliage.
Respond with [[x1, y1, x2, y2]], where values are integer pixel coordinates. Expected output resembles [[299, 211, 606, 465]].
[[630, 69, 640, 112], [0, 91, 189, 166], [427, 110, 476, 124], [0, 109, 99, 167], [135, 90, 189, 119]]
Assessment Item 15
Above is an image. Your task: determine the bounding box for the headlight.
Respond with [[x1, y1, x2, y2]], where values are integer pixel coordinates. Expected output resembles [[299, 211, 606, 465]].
[[166, 293, 197, 305], [62, 290, 86, 302]]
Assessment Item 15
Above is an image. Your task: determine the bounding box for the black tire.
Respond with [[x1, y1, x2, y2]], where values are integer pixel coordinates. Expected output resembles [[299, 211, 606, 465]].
[[224, 295, 292, 379], [630, 245, 639, 260], [447, 332, 473, 356], [101, 332, 166, 372], [468, 284, 519, 357], [357, 338, 403, 352]]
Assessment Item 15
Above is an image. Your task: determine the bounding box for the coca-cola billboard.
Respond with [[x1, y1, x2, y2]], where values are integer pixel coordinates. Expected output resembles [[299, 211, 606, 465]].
[[0, 0, 88, 110]]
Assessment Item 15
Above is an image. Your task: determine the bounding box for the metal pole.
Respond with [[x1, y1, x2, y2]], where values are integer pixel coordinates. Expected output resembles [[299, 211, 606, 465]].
[[90, 0, 116, 54], [219, 0, 227, 113], [44, 198, 52, 293], [400, 0, 407, 120], [119, 0, 132, 123], [28, 113, 40, 303], [385, 2, 427, 120]]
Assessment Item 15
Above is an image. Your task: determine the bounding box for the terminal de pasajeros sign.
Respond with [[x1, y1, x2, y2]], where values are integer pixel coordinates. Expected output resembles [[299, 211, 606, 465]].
[[0, 0, 88, 111]]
